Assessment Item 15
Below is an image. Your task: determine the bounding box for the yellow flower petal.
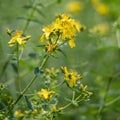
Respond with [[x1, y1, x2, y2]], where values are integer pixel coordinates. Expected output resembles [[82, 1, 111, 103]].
[[69, 39, 76, 48]]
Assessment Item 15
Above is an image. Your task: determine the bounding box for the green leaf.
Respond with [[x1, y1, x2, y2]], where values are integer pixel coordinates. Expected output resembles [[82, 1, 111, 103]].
[[34, 67, 40, 75], [11, 63, 18, 74], [24, 96, 33, 110], [22, 5, 33, 9], [34, 8, 46, 18], [57, 49, 67, 57], [28, 53, 37, 59]]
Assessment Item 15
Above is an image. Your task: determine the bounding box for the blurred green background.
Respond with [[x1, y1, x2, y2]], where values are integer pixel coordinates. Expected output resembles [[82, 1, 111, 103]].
[[0, 0, 120, 120]]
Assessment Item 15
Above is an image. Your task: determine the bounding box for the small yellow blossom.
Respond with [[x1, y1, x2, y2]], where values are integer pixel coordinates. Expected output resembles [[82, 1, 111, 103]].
[[38, 89, 55, 100], [91, 0, 101, 6], [32, 109, 38, 116], [89, 23, 109, 36], [61, 67, 82, 87], [14, 110, 24, 118], [69, 39, 76, 48], [8, 30, 31, 46], [66, 1, 83, 13], [6, 28, 12, 36], [51, 105, 57, 112], [40, 108, 46, 115], [80, 84, 88, 92]]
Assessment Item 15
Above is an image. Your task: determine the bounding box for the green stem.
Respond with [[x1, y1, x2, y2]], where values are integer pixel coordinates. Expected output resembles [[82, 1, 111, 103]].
[[23, 1, 36, 33], [52, 81, 65, 89], [7, 55, 50, 114], [116, 30, 120, 48], [16, 43, 21, 92], [60, 103, 72, 110], [105, 96, 120, 107], [0, 48, 15, 80], [97, 77, 112, 120]]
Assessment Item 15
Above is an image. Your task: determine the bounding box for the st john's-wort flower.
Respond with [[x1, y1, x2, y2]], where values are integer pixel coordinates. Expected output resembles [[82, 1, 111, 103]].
[[61, 67, 82, 87], [8, 30, 31, 47], [38, 88, 55, 100]]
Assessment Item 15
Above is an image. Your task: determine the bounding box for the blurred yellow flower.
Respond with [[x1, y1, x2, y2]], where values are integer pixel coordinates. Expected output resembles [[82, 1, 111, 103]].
[[91, 0, 101, 6], [51, 105, 57, 112], [8, 30, 31, 47], [91, 0, 109, 16], [40, 108, 46, 115], [66, 1, 83, 13], [96, 4, 109, 15], [89, 23, 109, 36], [32, 109, 38, 116], [38, 88, 55, 100], [14, 110, 24, 118], [61, 67, 82, 87]]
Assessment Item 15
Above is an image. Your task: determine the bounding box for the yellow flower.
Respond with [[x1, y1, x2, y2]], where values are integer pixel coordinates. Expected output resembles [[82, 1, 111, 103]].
[[61, 67, 82, 87], [89, 23, 109, 36], [69, 39, 76, 48], [42, 24, 54, 40], [8, 30, 31, 46], [14, 110, 24, 118], [38, 89, 55, 99], [66, 1, 83, 13]]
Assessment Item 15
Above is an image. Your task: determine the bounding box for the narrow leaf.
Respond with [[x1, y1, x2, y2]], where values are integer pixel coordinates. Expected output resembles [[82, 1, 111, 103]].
[[34, 67, 40, 75], [24, 96, 33, 110], [11, 63, 18, 74]]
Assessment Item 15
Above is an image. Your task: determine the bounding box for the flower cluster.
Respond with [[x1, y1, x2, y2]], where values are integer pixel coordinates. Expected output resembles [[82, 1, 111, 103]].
[[40, 14, 84, 51], [12, 66, 91, 119]]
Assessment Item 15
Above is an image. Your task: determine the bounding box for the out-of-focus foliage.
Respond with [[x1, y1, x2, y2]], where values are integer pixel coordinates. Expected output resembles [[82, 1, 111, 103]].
[[0, 0, 120, 120]]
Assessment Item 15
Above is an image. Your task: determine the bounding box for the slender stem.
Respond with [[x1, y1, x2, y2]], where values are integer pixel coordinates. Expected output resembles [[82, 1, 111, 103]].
[[60, 103, 72, 110], [97, 77, 112, 120], [16, 43, 21, 92], [72, 91, 75, 101], [105, 96, 120, 107], [116, 30, 120, 48], [23, 1, 36, 33], [0, 48, 16, 80], [7, 55, 50, 114], [52, 81, 65, 89]]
